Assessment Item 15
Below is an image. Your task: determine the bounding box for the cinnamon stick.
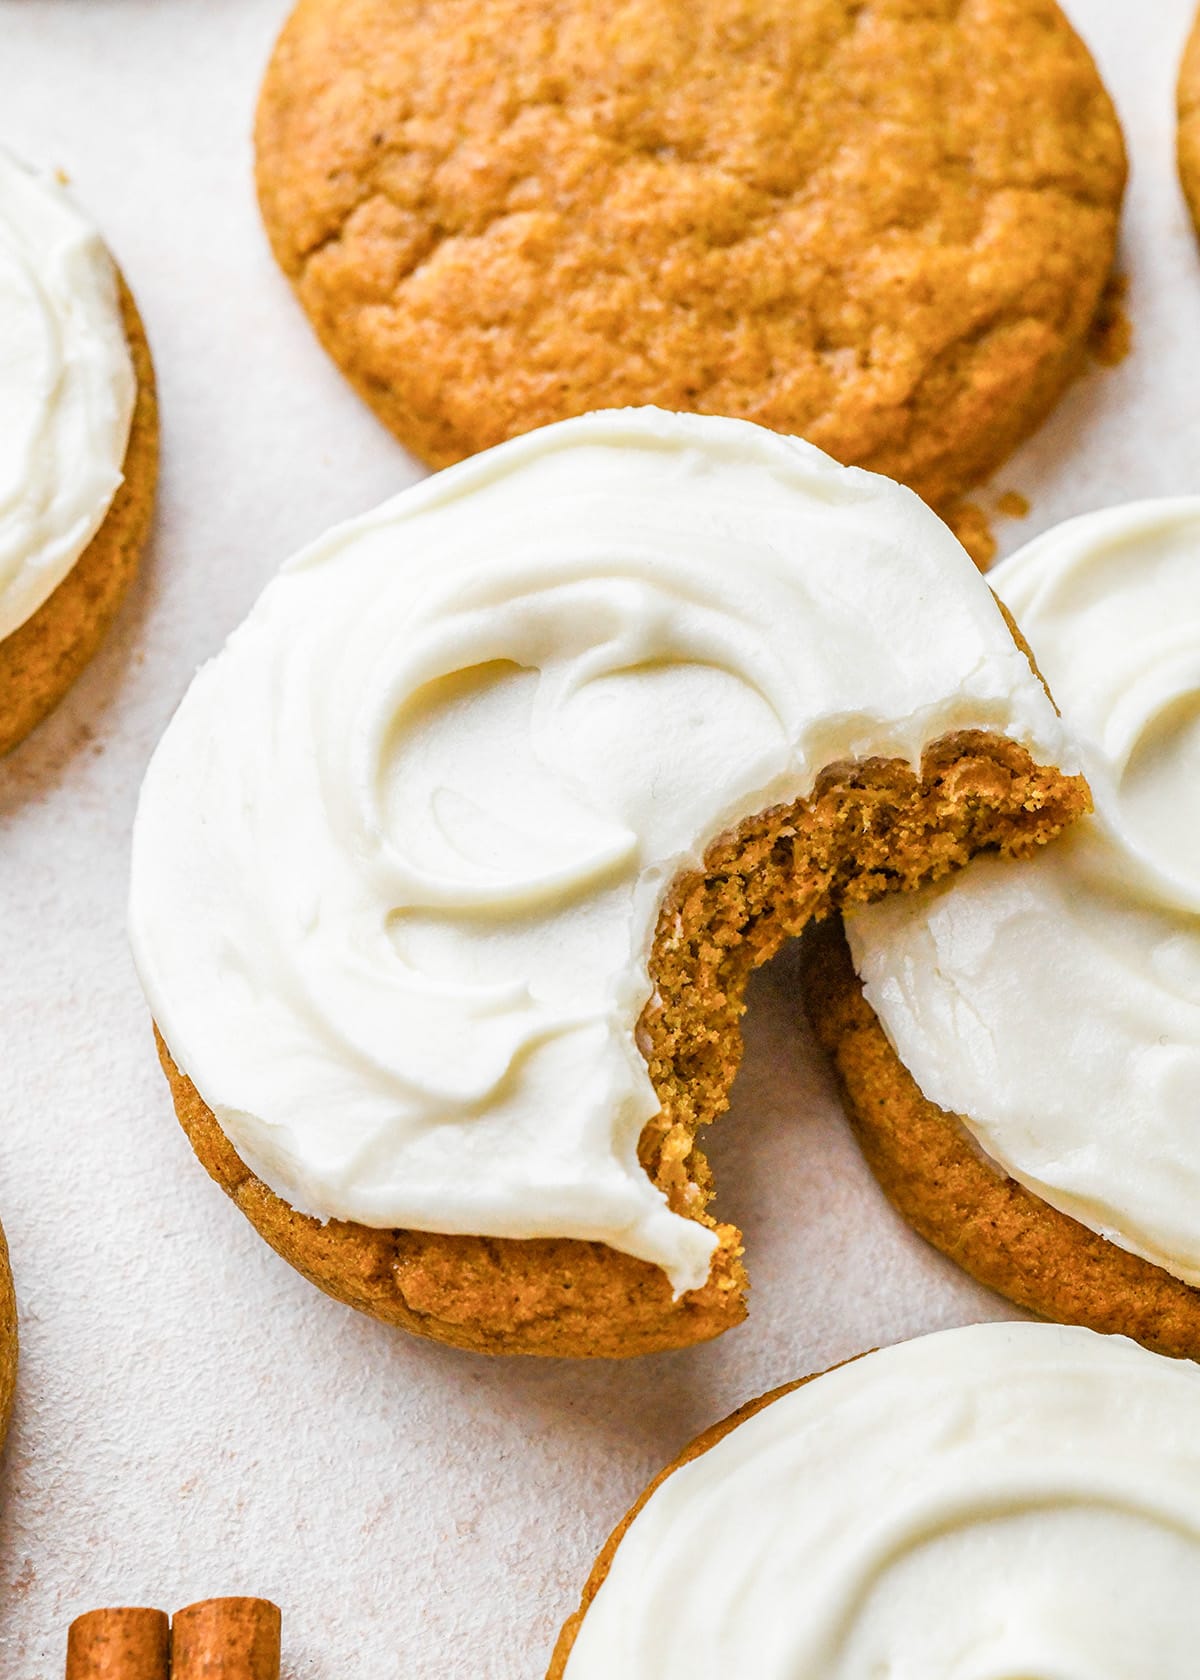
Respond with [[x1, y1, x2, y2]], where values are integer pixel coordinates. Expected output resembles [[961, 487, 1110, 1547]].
[[170, 1597, 281, 1679], [65, 1607, 169, 1679]]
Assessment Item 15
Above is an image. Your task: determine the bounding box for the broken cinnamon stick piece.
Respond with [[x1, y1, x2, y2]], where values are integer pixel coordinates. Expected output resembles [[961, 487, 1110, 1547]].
[[65, 1607, 169, 1680], [170, 1597, 281, 1679]]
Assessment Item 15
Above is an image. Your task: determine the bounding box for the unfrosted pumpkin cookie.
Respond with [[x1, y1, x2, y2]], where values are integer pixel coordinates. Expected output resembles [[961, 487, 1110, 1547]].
[[255, 0, 1125, 511], [550, 1323, 1200, 1677], [130, 409, 1086, 1357], [0, 153, 158, 758], [1179, 12, 1200, 231], [808, 500, 1200, 1360]]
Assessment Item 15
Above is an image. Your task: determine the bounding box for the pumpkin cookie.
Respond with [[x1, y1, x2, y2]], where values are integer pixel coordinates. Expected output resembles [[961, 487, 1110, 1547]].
[[255, 0, 1125, 512], [550, 1324, 1200, 1677], [1179, 11, 1200, 231], [0, 1222, 16, 1447], [0, 154, 158, 758], [809, 501, 1200, 1360], [130, 410, 1086, 1357]]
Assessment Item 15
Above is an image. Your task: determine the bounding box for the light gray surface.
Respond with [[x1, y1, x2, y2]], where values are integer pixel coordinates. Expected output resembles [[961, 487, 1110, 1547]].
[[0, 2, 1193, 1673]]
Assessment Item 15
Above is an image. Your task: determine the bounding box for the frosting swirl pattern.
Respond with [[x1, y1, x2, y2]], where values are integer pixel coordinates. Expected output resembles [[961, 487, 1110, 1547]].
[[561, 1323, 1200, 1678], [0, 151, 136, 642], [129, 409, 1067, 1291], [849, 500, 1200, 1285]]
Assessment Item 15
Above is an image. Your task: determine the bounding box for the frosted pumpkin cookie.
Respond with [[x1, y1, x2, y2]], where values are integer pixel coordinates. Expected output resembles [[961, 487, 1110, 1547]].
[[550, 1323, 1200, 1677], [129, 409, 1085, 1357], [0, 153, 158, 757], [810, 499, 1200, 1359], [255, 0, 1125, 512]]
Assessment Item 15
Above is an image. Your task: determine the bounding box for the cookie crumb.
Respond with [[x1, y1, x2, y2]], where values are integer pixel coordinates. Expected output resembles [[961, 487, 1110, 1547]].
[[996, 490, 1030, 520]]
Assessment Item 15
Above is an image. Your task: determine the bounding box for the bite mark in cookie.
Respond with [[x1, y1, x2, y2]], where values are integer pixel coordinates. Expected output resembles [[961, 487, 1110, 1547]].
[[130, 410, 1086, 1355]]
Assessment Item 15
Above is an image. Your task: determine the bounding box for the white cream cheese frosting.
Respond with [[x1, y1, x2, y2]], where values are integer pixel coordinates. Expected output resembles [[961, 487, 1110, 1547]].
[[848, 499, 1200, 1285], [562, 1322, 1200, 1679], [0, 151, 136, 643], [129, 408, 1069, 1292]]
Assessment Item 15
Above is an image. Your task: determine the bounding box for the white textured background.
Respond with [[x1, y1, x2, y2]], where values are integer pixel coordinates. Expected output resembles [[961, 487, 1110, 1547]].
[[0, 2, 1195, 1673]]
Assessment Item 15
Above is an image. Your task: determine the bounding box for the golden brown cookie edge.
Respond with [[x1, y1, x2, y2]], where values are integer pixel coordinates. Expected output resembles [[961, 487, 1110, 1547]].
[[802, 918, 1200, 1362], [156, 1031, 748, 1360], [545, 1361, 860, 1676], [1179, 10, 1200, 235], [0, 1221, 17, 1452], [149, 724, 1088, 1359]]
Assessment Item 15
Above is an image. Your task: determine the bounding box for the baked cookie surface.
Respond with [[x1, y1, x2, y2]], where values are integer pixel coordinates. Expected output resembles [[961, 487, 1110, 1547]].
[[256, 0, 1125, 509], [549, 1323, 1200, 1676], [0, 279, 158, 757], [130, 411, 1086, 1357], [815, 501, 1200, 1357]]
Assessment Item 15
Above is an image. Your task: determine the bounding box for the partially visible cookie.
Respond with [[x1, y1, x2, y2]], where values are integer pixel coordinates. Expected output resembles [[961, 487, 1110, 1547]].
[[0, 1222, 16, 1448], [804, 919, 1200, 1360], [810, 500, 1200, 1360], [0, 157, 158, 758], [550, 1323, 1200, 1676], [256, 0, 1125, 511], [1179, 11, 1200, 230]]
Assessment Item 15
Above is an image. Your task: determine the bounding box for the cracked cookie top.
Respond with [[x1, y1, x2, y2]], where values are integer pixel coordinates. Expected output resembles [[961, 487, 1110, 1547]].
[[255, 0, 1125, 508]]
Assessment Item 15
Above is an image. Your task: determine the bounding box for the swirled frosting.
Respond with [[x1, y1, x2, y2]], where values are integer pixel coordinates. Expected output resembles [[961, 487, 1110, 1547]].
[[0, 150, 136, 643], [129, 409, 1068, 1291], [849, 500, 1200, 1285], [562, 1322, 1200, 1678]]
